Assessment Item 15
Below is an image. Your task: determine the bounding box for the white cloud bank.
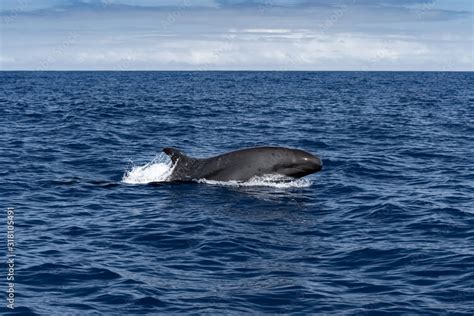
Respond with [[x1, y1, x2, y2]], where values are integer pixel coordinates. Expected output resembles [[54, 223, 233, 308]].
[[2, 30, 471, 71]]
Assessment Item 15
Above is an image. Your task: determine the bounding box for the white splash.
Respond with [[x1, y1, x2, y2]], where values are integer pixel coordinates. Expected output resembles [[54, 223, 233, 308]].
[[123, 156, 312, 188], [198, 174, 312, 188], [122, 154, 176, 184]]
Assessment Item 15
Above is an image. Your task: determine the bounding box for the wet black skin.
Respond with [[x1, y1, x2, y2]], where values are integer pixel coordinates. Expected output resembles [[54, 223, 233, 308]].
[[163, 146, 322, 182]]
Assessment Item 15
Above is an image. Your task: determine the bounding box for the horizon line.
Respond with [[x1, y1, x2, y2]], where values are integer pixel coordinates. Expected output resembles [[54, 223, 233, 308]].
[[1, 70, 473, 72]]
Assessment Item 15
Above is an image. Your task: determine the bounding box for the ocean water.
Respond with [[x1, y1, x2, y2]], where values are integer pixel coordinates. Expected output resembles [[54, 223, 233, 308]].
[[0, 71, 473, 315]]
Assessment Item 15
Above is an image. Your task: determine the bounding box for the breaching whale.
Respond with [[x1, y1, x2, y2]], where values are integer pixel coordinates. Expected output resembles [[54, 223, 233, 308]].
[[163, 146, 322, 182]]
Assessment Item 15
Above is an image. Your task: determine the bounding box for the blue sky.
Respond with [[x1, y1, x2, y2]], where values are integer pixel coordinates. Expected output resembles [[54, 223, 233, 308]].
[[0, 0, 472, 70]]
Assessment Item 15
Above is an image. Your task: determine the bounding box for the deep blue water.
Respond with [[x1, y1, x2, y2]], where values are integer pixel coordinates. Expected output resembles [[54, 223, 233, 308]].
[[0, 71, 473, 315]]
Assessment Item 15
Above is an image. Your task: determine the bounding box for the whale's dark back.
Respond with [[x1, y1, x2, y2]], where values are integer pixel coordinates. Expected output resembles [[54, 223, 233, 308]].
[[164, 146, 322, 182]]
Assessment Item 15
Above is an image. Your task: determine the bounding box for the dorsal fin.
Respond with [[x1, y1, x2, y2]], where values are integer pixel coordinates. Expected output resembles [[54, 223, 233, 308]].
[[162, 147, 188, 163]]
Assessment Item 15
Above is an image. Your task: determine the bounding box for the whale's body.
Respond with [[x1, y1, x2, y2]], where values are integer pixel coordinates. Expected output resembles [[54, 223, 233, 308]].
[[163, 146, 322, 182]]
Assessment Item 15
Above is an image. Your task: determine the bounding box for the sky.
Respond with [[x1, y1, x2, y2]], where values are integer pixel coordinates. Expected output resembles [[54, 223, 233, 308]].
[[0, 0, 472, 70]]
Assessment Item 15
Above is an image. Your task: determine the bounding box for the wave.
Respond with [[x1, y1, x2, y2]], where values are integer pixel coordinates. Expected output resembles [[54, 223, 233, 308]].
[[122, 154, 312, 188]]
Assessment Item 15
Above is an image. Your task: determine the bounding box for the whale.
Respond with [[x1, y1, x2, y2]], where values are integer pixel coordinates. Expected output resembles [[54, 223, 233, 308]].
[[162, 146, 322, 182]]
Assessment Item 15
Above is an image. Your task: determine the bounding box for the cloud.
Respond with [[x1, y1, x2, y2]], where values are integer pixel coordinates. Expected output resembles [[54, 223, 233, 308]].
[[0, 0, 470, 13], [2, 28, 471, 71], [215, 0, 435, 7], [0, 0, 217, 13]]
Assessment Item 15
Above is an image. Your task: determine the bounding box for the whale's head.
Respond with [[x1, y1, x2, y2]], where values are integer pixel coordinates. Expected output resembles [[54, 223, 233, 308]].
[[275, 148, 322, 178]]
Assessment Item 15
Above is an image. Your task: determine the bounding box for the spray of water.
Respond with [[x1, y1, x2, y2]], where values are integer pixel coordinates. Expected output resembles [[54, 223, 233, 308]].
[[122, 153, 176, 184]]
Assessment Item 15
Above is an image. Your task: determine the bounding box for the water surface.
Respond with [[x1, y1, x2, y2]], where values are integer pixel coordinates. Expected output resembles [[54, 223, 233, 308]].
[[0, 71, 473, 315]]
